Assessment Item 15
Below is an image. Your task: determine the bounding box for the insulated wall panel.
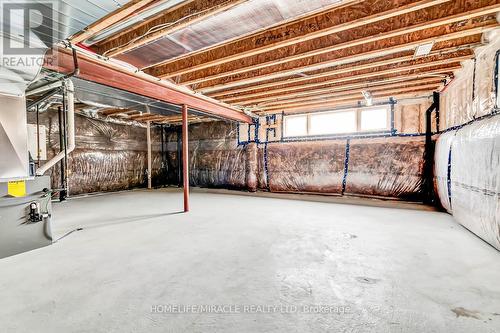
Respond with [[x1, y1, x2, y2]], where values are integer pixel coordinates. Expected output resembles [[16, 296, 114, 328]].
[[434, 131, 454, 213], [186, 122, 249, 190], [443, 116, 500, 250], [165, 121, 428, 200], [28, 111, 163, 195], [266, 141, 346, 193], [345, 137, 425, 200]]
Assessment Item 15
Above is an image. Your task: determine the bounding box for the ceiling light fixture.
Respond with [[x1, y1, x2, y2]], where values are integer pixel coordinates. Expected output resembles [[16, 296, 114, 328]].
[[362, 91, 373, 106]]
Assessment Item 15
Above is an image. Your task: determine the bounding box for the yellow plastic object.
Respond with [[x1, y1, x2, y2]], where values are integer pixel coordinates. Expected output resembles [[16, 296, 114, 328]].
[[7, 180, 26, 197]]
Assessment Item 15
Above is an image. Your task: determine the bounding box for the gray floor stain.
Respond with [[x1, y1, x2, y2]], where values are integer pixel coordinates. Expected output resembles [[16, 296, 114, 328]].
[[355, 277, 380, 284], [451, 307, 481, 320]]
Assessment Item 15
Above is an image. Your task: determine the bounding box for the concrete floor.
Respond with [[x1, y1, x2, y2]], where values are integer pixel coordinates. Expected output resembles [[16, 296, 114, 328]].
[[0, 190, 499, 333]]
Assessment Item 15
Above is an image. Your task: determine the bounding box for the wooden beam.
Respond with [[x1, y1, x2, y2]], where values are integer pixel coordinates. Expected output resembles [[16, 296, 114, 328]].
[[198, 14, 499, 92], [71, 0, 156, 44], [263, 87, 438, 112], [96, 0, 249, 57], [224, 45, 475, 103], [44, 47, 253, 123], [155, 114, 204, 122], [209, 57, 466, 102], [129, 113, 163, 121], [248, 78, 444, 107], [101, 108, 134, 116], [149, 0, 448, 78]]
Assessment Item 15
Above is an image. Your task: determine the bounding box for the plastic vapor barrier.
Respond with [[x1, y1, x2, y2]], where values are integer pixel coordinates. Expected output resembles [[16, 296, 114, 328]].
[[434, 131, 454, 213], [265, 141, 346, 193], [435, 115, 500, 250], [440, 33, 500, 129], [28, 111, 163, 195], [345, 137, 425, 200], [165, 121, 426, 200], [164, 122, 250, 190], [118, 0, 343, 68]]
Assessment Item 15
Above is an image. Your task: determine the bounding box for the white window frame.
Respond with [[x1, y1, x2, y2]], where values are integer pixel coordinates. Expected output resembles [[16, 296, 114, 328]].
[[283, 114, 308, 137], [283, 106, 391, 138], [358, 107, 392, 133]]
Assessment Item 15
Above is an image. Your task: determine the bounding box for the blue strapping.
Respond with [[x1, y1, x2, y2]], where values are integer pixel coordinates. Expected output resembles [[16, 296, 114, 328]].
[[236, 122, 241, 146], [237, 107, 500, 147], [254, 117, 259, 144], [341, 139, 351, 195], [446, 142, 453, 209], [264, 142, 270, 191], [247, 123, 251, 142], [390, 98, 396, 135]]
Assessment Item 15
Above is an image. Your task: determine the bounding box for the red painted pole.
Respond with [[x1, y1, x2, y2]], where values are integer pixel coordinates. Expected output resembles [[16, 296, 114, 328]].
[[182, 104, 189, 212]]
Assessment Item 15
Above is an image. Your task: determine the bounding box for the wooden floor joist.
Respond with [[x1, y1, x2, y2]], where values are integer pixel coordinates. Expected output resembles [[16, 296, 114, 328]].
[[218, 64, 462, 104], [258, 82, 443, 108], [101, 108, 135, 116], [229, 76, 449, 105], [241, 78, 445, 107], [75, 0, 500, 116], [201, 26, 495, 96], [199, 19, 498, 93], [270, 90, 437, 114], [221, 45, 476, 103], [148, 0, 448, 78], [263, 88, 438, 113], [206, 55, 469, 100], [94, 0, 249, 57], [179, 5, 500, 87]]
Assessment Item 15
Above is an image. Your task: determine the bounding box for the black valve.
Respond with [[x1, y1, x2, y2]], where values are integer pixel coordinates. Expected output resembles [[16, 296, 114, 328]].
[[28, 202, 43, 223]]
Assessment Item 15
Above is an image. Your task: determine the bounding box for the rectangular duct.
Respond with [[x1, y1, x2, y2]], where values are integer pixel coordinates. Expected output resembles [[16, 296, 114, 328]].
[[0, 94, 29, 180]]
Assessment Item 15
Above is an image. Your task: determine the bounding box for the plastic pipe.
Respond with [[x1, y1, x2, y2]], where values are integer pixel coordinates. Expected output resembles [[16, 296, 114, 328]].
[[36, 80, 75, 176]]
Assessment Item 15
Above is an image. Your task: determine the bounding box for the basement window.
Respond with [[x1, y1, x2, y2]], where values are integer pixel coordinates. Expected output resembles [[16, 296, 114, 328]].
[[360, 108, 389, 131], [283, 106, 391, 137], [309, 110, 356, 135], [284, 114, 308, 137]]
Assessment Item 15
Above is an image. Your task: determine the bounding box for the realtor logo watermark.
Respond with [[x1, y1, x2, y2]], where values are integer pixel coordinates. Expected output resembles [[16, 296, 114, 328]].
[[1, 0, 56, 67], [151, 304, 352, 315]]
